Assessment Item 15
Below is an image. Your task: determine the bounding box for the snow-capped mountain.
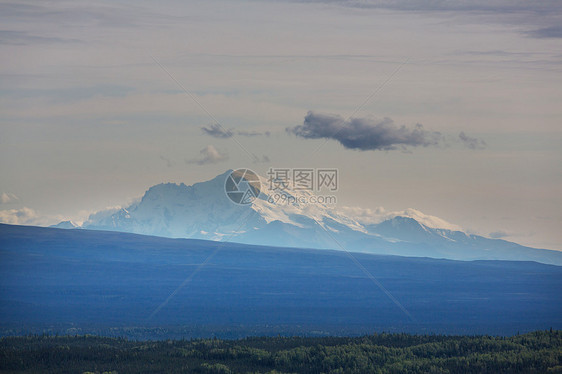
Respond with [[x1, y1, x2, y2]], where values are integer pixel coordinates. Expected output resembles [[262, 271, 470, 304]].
[[77, 170, 562, 265], [49, 220, 79, 229], [82, 170, 364, 248]]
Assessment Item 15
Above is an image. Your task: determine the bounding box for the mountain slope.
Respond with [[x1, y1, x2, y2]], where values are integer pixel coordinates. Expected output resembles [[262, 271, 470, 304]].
[[1, 223, 561, 337], [78, 170, 562, 265]]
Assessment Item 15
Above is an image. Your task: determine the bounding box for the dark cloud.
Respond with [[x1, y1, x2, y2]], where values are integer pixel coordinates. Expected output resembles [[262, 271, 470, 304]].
[[459, 132, 487, 150], [288, 111, 443, 151], [201, 124, 233, 138], [527, 26, 562, 39]]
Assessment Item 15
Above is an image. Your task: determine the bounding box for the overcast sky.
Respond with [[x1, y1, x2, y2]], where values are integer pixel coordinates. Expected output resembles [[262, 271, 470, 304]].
[[1, 0, 561, 250]]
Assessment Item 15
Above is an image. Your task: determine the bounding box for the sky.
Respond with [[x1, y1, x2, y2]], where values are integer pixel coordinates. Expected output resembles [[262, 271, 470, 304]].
[[0, 0, 561, 250]]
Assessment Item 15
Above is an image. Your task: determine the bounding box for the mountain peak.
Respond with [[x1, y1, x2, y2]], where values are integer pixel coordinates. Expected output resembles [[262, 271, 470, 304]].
[[78, 170, 562, 264], [50, 220, 79, 229]]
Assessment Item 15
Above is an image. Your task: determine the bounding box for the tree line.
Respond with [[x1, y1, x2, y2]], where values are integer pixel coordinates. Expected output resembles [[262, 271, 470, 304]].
[[1, 330, 560, 373]]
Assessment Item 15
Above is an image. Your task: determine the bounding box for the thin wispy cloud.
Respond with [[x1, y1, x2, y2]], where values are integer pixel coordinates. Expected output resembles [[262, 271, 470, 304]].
[[0, 30, 81, 45], [0, 2, 145, 29], [489, 230, 509, 239], [300, 0, 562, 13], [159, 155, 174, 167], [527, 26, 562, 39], [253, 154, 271, 163], [201, 124, 271, 138], [238, 130, 271, 137], [283, 0, 562, 39], [0, 192, 19, 204], [288, 111, 443, 151], [459, 132, 487, 150], [201, 124, 233, 138], [186, 145, 228, 165]]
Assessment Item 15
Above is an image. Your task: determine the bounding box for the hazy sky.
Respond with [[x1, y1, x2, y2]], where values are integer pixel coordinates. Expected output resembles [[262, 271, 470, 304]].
[[1, 0, 561, 250]]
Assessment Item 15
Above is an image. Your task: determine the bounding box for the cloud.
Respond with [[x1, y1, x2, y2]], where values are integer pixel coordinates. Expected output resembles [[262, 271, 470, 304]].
[[0, 207, 39, 225], [187, 145, 228, 165], [293, 0, 562, 14], [459, 132, 487, 150], [83, 205, 123, 225], [159, 154, 174, 167], [253, 154, 271, 163], [0, 206, 68, 226], [0, 2, 145, 29], [201, 124, 233, 138], [340, 206, 464, 231], [238, 130, 271, 137], [288, 111, 443, 151], [202, 124, 271, 138], [527, 26, 562, 39], [0, 30, 81, 45], [282, 0, 562, 40], [489, 230, 509, 239], [0, 192, 19, 204]]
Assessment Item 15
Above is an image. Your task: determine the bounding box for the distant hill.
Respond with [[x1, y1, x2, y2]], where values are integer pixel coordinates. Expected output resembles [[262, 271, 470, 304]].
[[1, 223, 561, 338]]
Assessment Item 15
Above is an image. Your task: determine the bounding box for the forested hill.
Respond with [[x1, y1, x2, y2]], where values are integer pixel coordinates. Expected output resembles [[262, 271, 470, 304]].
[[1, 331, 561, 373], [2, 224, 562, 337]]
